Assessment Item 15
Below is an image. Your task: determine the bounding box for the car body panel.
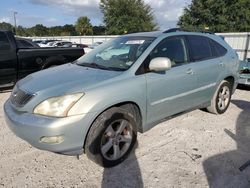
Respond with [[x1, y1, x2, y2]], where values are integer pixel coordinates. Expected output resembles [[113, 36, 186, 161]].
[[4, 30, 240, 155], [145, 63, 198, 128], [4, 99, 93, 155]]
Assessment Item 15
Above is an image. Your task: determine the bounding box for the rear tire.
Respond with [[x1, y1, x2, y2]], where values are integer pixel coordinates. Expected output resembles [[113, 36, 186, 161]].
[[206, 80, 232, 114], [85, 107, 137, 167]]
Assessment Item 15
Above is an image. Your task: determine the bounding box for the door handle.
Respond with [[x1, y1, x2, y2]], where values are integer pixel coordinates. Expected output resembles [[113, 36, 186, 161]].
[[186, 68, 194, 75]]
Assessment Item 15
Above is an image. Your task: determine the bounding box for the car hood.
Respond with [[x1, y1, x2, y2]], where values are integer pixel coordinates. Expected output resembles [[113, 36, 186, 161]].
[[17, 63, 123, 94]]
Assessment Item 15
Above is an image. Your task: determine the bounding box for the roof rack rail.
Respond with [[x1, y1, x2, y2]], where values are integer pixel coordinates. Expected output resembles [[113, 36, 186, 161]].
[[200, 30, 214, 34], [163, 28, 185, 33], [163, 28, 214, 35]]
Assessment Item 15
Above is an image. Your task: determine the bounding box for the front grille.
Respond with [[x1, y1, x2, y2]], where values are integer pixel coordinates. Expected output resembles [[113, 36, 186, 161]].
[[10, 86, 35, 107]]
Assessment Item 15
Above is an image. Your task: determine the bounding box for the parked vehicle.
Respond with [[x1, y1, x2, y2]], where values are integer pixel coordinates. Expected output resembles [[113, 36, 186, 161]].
[[0, 30, 84, 89], [63, 43, 88, 48], [4, 29, 239, 167], [34, 40, 59, 47], [238, 58, 250, 86], [52, 41, 72, 47], [45, 41, 60, 47]]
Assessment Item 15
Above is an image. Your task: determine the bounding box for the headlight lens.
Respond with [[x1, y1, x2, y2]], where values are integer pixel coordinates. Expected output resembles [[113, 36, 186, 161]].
[[33, 93, 83, 117]]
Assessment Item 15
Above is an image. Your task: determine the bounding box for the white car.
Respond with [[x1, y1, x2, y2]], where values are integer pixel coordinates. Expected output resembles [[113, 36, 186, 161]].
[[52, 41, 72, 47]]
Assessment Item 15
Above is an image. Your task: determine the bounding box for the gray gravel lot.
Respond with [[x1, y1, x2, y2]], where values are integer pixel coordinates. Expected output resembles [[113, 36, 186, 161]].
[[0, 88, 250, 188]]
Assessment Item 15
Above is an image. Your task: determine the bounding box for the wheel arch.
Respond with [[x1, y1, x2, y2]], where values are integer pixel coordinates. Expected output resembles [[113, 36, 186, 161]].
[[83, 101, 143, 152], [42, 56, 65, 69], [224, 76, 235, 88]]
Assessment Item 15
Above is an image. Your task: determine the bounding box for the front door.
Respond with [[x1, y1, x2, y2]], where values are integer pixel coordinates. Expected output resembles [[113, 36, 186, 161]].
[[145, 36, 198, 128]]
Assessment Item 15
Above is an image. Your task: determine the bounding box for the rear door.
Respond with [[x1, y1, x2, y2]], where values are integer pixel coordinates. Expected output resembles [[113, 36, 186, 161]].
[[0, 32, 17, 88], [185, 35, 227, 104], [145, 36, 198, 127]]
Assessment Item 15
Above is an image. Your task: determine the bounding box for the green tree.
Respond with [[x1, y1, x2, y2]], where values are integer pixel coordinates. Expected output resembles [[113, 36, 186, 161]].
[[178, 0, 250, 32], [48, 26, 63, 36], [93, 25, 106, 35], [100, 0, 158, 35], [30, 24, 48, 36], [0, 22, 13, 31], [62, 24, 77, 36], [16, 26, 28, 36], [75, 16, 93, 35]]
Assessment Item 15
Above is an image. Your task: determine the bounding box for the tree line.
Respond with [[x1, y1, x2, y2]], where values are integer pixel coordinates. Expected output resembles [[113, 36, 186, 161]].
[[178, 0, 250, 32], [0, 0, 249, 36], [0, 19, 106, 36]]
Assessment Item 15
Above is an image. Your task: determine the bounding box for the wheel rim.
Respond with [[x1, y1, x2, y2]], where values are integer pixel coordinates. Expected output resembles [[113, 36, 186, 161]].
[[101, 119, 133, 161], [218, 85, 230, 111]]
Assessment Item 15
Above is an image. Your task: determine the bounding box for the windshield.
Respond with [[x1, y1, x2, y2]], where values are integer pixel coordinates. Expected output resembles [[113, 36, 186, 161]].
[[76, 36, 155, 71]]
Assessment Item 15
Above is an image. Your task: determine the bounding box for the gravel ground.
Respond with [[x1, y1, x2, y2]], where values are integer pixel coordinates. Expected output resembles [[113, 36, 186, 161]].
[[0, 88, 250, 188]]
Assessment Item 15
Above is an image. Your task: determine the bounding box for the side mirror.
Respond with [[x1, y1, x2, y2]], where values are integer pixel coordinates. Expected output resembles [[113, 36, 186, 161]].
[[149, 57, 172, 72]]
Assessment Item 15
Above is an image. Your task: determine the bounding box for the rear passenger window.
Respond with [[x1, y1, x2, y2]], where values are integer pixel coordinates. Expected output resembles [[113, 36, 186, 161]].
[[209, 39, 227, 57], [0, 32, 11, 51], [187, 35, 212, 62]]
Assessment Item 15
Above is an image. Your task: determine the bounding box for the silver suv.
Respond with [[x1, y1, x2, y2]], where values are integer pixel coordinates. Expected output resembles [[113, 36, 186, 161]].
[[4, 29, 239, 167]]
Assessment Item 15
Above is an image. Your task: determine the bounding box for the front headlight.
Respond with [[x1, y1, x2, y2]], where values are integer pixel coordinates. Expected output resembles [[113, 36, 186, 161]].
[[33, 93, 84, 117]]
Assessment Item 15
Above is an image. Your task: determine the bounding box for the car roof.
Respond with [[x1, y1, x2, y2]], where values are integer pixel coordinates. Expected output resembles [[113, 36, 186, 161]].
[[125, 31, 163, 38], [124, 29, 216, 39]]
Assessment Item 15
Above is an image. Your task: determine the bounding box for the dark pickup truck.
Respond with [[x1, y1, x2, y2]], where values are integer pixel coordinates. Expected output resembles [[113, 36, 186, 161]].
[[0, 30, 84, 89]]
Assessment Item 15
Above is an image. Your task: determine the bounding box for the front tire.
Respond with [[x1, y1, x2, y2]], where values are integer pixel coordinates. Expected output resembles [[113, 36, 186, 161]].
[[85, 107, 137, 167], [207, 80, 232, 114]]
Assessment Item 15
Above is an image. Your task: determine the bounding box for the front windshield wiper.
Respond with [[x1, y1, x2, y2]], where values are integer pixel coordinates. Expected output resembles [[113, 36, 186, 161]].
[[79, 62, 126, 71], [78, 62, 110, 70]]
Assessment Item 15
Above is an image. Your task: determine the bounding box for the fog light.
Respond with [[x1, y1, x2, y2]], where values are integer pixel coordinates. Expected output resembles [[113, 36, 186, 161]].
[[40, 135, 64, 144]]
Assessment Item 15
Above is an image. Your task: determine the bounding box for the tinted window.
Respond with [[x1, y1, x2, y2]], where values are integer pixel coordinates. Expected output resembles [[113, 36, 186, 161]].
[[150, 37, 188, 66], [209, 39, 227, 57], [16, 39, 33, 48], [0, 32, 11, 50], [21, 40, 33, 47], [187, 35, 212, 62]]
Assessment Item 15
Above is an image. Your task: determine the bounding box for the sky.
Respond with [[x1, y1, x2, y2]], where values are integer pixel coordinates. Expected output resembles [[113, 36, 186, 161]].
[[0, 0, 191, 30]]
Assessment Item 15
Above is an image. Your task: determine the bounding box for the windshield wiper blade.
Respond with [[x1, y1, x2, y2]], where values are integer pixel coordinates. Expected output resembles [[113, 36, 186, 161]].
[[79, 62, 126, 71], [89, 63, 111, 70], [80, 62, 116, 71], [78, 62, 105, 69]]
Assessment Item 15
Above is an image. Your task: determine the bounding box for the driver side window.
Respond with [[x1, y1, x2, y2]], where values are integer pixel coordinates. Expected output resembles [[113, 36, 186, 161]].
[[136, 36, 188, 75], [151, 37, 188, 67]]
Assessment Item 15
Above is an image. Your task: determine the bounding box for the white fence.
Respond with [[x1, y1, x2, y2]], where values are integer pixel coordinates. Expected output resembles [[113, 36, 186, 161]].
[[218, 33, 250, 60], [31, 35, 118, 46], [30, 32, 250, 61]]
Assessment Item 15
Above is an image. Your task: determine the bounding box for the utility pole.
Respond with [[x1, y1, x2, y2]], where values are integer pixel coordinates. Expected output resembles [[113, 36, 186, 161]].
[[13, 11, 17, 34]]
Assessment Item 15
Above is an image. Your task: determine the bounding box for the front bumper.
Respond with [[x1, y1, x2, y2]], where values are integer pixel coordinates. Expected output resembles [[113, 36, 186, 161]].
[[4, 99, 95, 155]]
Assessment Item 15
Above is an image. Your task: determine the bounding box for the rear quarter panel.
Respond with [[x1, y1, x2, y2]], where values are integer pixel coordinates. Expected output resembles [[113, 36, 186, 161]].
[[209, 35, 239, 92]]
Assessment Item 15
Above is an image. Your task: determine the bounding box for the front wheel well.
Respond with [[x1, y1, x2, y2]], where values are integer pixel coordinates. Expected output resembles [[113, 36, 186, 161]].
[[115, 102, 142, 132], [224, 76, 235, 88], [83, 101, 143, 152]]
